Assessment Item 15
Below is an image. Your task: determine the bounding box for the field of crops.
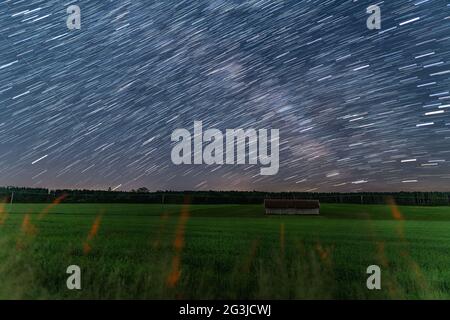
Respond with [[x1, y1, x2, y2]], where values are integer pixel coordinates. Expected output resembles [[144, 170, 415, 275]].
[[0, 202, 449, 299]]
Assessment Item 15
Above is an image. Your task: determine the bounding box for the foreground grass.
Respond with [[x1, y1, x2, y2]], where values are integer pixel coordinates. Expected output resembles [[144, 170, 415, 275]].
[[0, 203, 449, 299]]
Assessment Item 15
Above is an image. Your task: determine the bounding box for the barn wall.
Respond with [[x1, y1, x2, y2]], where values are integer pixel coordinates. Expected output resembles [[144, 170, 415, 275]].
[[265, 208, 320, 215]]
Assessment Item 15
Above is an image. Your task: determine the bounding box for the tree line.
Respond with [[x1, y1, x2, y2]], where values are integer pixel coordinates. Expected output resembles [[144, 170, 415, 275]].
[[0, 186, 449, 206]]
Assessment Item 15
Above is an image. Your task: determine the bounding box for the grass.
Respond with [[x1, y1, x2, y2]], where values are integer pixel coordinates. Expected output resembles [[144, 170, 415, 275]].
[[0, 202, 449, 299]]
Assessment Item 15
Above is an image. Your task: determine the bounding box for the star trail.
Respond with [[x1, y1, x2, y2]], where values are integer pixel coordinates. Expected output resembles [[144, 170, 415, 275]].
[[0, 0, 449, 192]]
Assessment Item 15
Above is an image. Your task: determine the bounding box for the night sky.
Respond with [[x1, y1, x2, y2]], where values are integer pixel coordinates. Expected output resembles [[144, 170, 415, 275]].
[[0, 0, 449, 192]]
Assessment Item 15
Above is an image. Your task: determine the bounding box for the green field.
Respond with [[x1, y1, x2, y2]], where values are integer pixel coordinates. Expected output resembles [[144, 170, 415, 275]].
[[0, 203, 449, 299]]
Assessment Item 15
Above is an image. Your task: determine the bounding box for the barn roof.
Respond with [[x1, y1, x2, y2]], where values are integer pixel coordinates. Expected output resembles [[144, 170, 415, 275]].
[[264, 199, 320, 209]]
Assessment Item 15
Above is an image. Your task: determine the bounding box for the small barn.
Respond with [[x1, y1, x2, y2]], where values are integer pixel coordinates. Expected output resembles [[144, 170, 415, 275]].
[[264, 199, 320, 215]]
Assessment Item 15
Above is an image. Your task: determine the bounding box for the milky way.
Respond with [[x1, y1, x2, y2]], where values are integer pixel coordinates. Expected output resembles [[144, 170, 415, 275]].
[[0, 0, 449, 192]]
